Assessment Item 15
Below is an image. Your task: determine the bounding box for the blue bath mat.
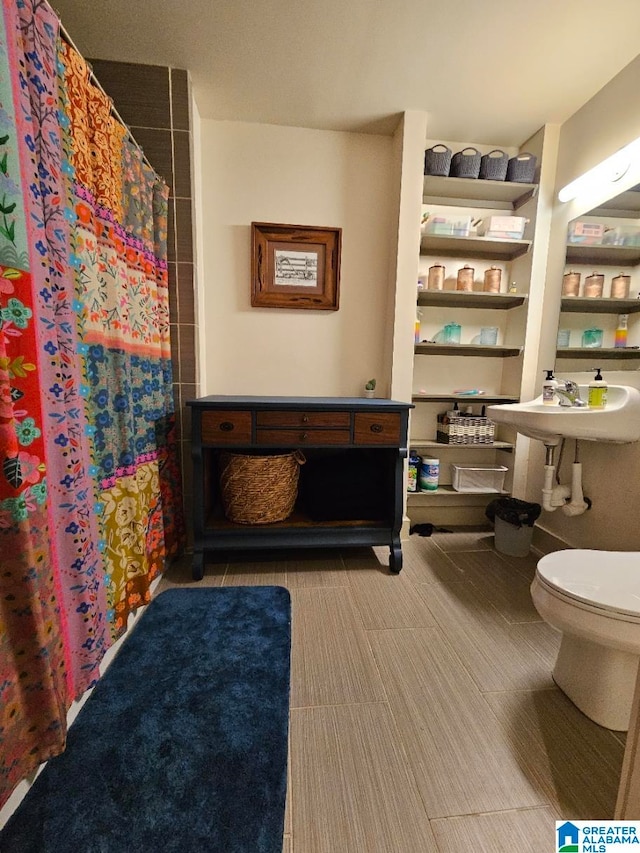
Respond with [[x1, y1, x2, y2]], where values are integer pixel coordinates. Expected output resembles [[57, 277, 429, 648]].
[[1, 586, 291, 853]]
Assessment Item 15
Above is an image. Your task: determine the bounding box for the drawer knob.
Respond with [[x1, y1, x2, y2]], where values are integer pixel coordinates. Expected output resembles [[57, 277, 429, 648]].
[[300, 432, 308, 441], [219, 421, 235, 432], [302, 415, 309, 423], [370, 423, 383, 433]]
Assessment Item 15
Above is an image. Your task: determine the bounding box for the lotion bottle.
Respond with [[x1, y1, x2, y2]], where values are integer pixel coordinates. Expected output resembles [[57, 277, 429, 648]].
[[542, 369, 558, 406], [588, 368, 607, 409]]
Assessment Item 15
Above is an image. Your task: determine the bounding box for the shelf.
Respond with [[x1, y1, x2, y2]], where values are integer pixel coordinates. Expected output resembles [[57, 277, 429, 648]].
[[205, 507, 388, 530], [560, 297, 640, 314], [412, 394, 519, 403], [415, 343, 522, 358], [422, 175, 537, 210], [410, 438, 514, 452], [556, 347, 640, 359], [589, 187, 640, 218], [407, 486, 509, 500], [421, 234, 532, 261], [417, 290, 526, 310], [565, 244, 640, 266]]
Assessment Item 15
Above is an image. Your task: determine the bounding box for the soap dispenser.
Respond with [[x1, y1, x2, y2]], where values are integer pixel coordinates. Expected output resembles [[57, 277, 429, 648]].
[[588, 368, 608, 409], [542, 369, 558, 406]]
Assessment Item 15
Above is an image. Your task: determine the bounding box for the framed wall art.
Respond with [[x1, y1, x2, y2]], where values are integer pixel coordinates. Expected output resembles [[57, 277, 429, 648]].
[[251, 222, 342, 310]]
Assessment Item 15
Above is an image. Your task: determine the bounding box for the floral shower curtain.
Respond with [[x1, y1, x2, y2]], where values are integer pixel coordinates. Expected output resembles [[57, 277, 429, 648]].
[[0, 0, 184, 807]]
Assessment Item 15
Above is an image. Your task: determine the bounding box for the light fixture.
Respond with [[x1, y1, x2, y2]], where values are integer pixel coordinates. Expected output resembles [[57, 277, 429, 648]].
[[558, 136, 640, 203]]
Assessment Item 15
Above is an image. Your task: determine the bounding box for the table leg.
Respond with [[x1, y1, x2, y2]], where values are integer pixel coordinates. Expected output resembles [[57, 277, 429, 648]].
[[192, 550, 204, 581], [389, 538, 402, 574]]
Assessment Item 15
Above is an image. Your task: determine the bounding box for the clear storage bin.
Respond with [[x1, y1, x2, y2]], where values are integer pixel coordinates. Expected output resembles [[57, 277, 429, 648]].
[[567, 221, 606, 244], [423, 215, 472, 237], [477, 216, 527, 239], [451, 463, 508, 493]]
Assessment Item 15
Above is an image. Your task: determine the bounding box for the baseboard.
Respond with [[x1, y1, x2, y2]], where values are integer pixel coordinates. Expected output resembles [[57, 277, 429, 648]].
[[401, 515, 411, 540], [532, 524, 571, 555]]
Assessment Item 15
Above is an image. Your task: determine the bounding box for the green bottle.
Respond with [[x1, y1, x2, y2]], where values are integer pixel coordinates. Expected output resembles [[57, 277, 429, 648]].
[[588, 368, 607, 409]]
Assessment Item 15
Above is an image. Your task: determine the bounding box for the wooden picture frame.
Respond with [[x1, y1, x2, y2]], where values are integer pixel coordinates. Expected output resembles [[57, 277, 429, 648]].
[[251, 222, 341, 310]]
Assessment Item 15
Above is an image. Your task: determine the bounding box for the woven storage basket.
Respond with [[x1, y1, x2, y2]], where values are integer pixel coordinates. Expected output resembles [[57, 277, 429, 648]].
[[436, 413, 495, 445], [424, 144, 452, 176], [506, 152, 537, 183], [479, 149, 508, 181], [219, 450, 305, 524], [450, 147, 481, 178]]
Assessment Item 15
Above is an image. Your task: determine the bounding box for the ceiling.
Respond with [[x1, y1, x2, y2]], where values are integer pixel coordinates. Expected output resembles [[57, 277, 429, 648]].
[[53, 0, 640, 145]]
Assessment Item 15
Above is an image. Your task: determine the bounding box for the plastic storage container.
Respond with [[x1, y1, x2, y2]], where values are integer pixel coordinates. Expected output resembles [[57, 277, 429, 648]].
[[424, 215, 472, 236], [451, 464, 507, 493], [478, 216, 527, 239], [602, 225, 640, 246], [567, 221, 606, 245], [420, 458, 440, 491]]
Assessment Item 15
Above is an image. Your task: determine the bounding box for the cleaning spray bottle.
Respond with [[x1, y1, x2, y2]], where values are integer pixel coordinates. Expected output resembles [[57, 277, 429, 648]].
[[542, 369, 558, 406], [407, 449, 421, 493], [588, 368, 607, 409]]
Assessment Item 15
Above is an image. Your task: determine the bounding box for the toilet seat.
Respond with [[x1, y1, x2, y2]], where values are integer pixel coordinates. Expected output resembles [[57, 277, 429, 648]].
[[536, 549, 640, 620]]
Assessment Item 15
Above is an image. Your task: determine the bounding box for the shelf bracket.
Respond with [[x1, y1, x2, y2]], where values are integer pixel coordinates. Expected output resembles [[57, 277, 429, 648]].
[[513, 185, 538, 211]]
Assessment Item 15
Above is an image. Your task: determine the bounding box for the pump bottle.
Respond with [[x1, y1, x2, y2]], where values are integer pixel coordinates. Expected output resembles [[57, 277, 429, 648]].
[[588, 368, 607, 409], [542, 369, 558, 406], [615, 314, 628, 348]]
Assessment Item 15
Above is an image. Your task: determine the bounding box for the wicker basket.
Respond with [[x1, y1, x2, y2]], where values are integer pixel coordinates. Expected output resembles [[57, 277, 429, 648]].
[[479, 149, 508, 181], [450, 147, 481, 179], [424, 144, 452, 176], [219, 450, 306, 524], [506, 152, 537, 183], [436, 413, 495, 445]]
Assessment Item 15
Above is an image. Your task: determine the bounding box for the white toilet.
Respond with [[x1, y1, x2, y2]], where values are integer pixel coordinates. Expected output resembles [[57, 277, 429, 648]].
[[531, 549, 640, 731]]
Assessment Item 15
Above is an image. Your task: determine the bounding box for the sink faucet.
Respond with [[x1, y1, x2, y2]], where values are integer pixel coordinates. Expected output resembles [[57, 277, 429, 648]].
[[555, 380, 587, 407]]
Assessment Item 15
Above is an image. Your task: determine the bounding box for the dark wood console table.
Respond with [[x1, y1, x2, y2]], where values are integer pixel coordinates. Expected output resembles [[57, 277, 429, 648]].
[[188, 396, 413, 580]]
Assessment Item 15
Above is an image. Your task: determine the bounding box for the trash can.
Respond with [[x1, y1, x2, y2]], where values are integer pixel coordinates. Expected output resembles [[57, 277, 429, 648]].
[[485, 498, 541, 557]]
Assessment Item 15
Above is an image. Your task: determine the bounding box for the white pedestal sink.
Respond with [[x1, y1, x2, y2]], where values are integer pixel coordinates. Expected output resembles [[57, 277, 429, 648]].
[[487, 385, 640, 445]]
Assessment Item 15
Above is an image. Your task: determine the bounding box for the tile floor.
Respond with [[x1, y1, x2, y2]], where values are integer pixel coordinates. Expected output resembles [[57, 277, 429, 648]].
[[158, 528, 625, 853]]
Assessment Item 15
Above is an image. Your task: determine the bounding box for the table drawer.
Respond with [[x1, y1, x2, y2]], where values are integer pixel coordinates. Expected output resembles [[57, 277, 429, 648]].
[[256, 410, 350, 429], [201, 410, 252, 444], [354, 413, 401, 445], [256, 428, 351, 446]]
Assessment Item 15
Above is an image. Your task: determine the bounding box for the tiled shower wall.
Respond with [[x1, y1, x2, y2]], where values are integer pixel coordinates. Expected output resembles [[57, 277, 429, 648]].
[[88, 59, 197, 537]]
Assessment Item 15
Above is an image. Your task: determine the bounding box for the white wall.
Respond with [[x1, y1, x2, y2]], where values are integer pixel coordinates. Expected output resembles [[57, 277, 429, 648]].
[[556, 55, 640, 194], [528, 54, 640, 551], [199, 120, 395, 398], [388, 111, 427, 403]]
